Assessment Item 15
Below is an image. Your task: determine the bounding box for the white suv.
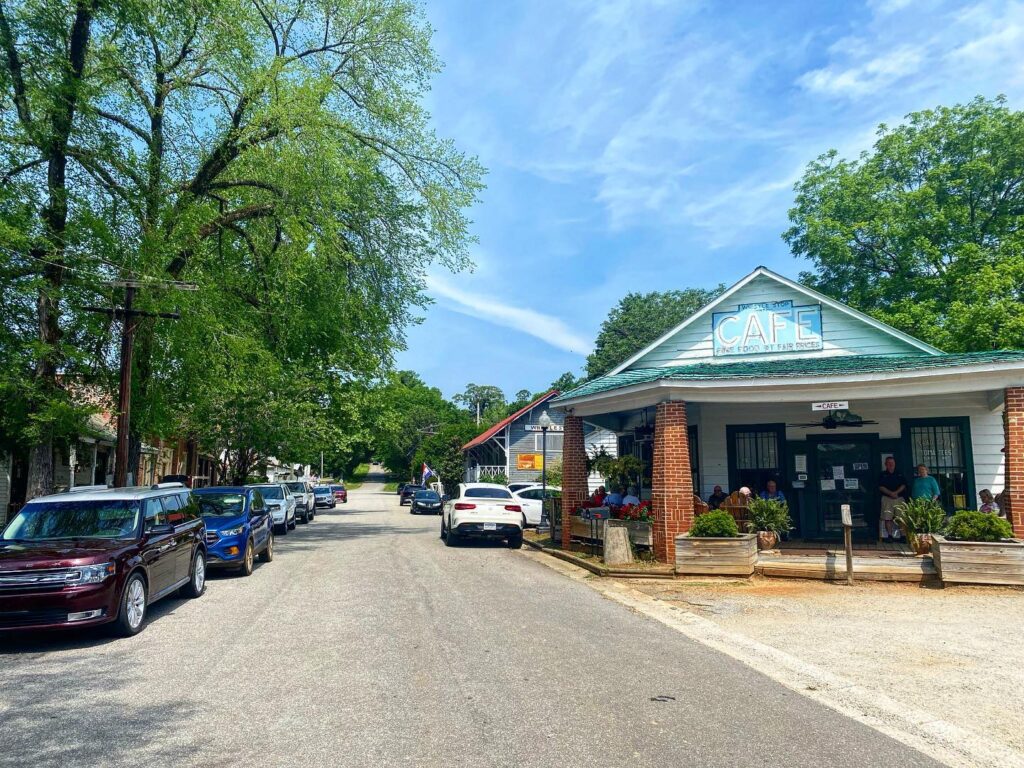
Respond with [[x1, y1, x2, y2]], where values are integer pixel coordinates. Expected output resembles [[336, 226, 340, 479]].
[[441, 483, 523, 549]]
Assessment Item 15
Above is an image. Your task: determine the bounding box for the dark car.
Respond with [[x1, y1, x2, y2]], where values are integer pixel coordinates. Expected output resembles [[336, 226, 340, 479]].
[[409, 489, 443, 515], [331, 484, 347, 504], [193, 487, 274, 576], [313, 486, 336, 509], [0, 484, 207, 636], [399, 484, 425, 505], [396, 483, 407, 496]]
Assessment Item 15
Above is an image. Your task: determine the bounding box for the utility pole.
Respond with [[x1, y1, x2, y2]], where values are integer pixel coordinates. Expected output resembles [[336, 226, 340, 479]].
[[85, 279, 197, 487]]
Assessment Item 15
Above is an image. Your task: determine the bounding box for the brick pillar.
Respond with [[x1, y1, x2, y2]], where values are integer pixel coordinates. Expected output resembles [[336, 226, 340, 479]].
[[652, 401, 695, 563], [1004, 387, 1024, 538], [561, 414, 588, 549]]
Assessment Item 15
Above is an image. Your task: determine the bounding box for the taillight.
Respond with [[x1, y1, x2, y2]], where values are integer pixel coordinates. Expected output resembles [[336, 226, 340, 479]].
[[504, 504, 522, 512], [454, 502, 476, 510]]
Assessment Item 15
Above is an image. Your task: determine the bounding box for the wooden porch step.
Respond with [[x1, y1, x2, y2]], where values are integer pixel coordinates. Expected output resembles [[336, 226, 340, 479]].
[[757, 554, 937, 583]]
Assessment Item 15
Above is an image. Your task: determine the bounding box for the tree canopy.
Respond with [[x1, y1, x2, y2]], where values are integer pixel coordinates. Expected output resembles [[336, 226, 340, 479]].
[[785, 95, 1024, 352]]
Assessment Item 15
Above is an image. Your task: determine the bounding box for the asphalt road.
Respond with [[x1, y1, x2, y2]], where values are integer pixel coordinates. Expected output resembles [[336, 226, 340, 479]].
[[0, 472, 942, 768]]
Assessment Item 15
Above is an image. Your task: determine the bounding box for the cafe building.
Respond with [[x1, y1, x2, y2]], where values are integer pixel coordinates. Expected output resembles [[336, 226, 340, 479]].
[[551, 266, 1024, 563]]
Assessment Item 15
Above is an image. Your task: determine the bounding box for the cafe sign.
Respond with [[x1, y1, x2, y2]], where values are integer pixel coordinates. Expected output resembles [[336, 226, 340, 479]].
[[711, 300, 823, 357]]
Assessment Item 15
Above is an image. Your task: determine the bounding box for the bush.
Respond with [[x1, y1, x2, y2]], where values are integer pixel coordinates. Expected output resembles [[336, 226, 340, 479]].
[[745, 498, 792, 535], [479, 471, 508, 486], [690, 510, 739, 538], [943, 510, 1014, 542]]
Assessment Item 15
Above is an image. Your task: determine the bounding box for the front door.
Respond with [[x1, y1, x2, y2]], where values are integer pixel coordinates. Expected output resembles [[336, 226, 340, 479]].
[[810, 436, 879, 540]]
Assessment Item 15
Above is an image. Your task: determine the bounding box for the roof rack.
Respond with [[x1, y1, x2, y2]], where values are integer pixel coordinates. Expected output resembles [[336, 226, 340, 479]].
[[151, 482, 187, 490], [67, 484, 110, 493]]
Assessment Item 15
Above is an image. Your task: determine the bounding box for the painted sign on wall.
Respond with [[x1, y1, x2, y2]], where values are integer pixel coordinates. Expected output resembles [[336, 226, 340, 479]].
[[711, 300, 823, 356], [517, 453, 543, 471]]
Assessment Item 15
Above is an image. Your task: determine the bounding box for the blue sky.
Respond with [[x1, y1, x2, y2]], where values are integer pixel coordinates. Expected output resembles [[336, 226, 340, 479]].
[[397, 0, 1024, 398]]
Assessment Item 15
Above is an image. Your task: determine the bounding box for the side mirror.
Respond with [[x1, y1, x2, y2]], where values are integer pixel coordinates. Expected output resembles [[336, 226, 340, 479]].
[[441, 495, 450, 503], [146, 522, 174, 535]]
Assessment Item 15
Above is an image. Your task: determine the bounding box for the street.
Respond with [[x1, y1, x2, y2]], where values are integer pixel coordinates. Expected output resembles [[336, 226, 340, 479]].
[[0, 472, 942, 768]]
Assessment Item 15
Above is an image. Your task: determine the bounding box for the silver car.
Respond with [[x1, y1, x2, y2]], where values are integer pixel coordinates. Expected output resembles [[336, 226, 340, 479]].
[[284, 481, 316, 524], [247, 483, 296, 534]]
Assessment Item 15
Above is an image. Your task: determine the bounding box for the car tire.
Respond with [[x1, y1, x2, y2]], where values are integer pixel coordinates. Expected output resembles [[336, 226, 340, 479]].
[[259, 533, 274, 562], [238, 539, 254, 577], [410, 506, 417, 515], [288, 516, 296, 530], [445, 523, 460, 547], [508, 532, 524, 549], [522, 514, 528, 529], [279, 522, 288, 536], [112, 572, 148, 637], [181, 550, 207, 598]]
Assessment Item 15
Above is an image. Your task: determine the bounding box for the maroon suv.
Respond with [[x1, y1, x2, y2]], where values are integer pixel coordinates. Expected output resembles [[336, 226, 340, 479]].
[[0, 484, 207, 636]]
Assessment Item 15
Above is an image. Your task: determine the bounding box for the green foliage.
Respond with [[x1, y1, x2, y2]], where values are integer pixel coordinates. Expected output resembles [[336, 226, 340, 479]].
[[454, 383, 505, 424], [588, 450, 642, 490], [785, 96, 1024, 352], [412, 421, 479, 494], [478, 471, 508, 485], [690, 511, 740, 538], [745, 498, 793, 535], [549, 371, 580, 393], [895, 498, 947, 552], [585, 287, 725, 378], [536, 457, 562, 486], [943, 510, 1014, 542]]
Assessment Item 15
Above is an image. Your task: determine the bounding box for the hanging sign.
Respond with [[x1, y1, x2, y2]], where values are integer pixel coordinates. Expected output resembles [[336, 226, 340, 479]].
[[711, 300, 823, 356], [525, 423, 563, 432], [812, 401, 848, 411]]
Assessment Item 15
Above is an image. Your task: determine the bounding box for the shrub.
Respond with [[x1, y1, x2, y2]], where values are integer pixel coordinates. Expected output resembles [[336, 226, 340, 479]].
[[690, 510, 739, 538], [745, 498, 792, 535], [479, 471, 508, 486], [943, 510, 1014, 542]]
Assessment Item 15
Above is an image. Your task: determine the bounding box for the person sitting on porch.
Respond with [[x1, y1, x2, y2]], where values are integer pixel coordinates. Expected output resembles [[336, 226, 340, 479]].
[[708, 485, 727, 509], [606, 486, 624, 506], [979, 489, 1002, 517], [879, 456, 907, 541], [911, 464, 941, 501], [738, 486, 752, 503], [622, 487, 640, 506], [590, 486, 608, 506], [759, 479, 786, 503]]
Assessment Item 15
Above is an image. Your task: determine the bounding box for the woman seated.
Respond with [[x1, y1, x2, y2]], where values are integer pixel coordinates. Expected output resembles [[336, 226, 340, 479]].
[[589, 486, 608, 506]]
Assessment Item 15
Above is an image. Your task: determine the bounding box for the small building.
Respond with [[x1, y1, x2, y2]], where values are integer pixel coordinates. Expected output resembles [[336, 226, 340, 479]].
[[462, 391, 615, 489], [551, 266, 1024, 562]]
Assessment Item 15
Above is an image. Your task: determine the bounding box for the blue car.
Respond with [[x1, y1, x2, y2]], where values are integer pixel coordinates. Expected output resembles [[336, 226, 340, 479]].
[[192, 487, 274, 576]]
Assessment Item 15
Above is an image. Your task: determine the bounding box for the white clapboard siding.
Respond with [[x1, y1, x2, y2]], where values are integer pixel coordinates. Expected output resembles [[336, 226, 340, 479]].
[[585, 426, 618, 492], [632, 273, 928, 369], [691, 393, 1003, 500]]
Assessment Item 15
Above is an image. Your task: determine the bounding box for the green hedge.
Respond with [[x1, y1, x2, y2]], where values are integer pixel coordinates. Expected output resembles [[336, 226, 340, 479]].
[[690, 510, 739, 538], [944, 510, 1013, 542]]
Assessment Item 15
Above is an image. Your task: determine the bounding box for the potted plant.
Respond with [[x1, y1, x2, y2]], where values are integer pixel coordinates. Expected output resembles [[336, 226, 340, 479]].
[[893, 498, 946, 555], [744, 498, 792, 550], [614, 500, 654, 547], [932, 511, 1024, 586], [676, 510, 757, 576]]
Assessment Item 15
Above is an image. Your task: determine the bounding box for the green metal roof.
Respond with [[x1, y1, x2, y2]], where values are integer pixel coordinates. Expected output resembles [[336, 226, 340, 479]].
[[554, 351, 1024, 403]]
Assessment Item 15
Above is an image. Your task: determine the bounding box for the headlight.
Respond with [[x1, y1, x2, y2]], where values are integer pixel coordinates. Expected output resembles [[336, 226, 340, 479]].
[[219, 525, 245, 537], [69, 562, 115, 585]]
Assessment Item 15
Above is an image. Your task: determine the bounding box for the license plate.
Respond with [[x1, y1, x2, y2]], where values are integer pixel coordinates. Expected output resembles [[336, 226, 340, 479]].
[[483, 522, 497, 531]]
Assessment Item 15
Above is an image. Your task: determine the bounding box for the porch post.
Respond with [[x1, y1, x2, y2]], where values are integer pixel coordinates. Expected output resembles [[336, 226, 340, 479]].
[[561, 414, 588, 549], [1004, 387, 1024, 538], [652, 401, 695, 563]]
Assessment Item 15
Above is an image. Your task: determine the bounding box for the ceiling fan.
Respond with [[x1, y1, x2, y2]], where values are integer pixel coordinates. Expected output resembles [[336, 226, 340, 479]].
[[787, 409, 879, 430]]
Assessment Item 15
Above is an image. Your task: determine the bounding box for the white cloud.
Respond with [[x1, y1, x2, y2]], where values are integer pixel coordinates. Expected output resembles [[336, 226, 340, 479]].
[[799, 45, 926, 97], [425, 275, 593, 355]]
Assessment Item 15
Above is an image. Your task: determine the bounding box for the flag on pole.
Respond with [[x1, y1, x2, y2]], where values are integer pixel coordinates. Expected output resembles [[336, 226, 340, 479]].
[[422, 463, 436, 485]]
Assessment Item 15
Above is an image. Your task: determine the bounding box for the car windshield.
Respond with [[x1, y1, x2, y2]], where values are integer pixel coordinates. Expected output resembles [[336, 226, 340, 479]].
[[286, 483, 305, 493], [259, 486, 284, 499], [464, 487, 512, 499], [2, 500, 141, 540], [196, 493, 246, 517], [415, 491, 440, 500], [331, 485, 345, 491], [314, 487, 330, 495], [404, 485, 424, 493]]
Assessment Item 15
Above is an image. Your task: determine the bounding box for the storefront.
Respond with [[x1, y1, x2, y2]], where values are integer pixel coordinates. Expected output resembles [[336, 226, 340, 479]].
[[551, 267, 1024, 561]]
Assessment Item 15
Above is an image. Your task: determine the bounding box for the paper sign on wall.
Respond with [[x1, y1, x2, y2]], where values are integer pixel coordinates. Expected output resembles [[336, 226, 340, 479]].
[[821, 479, 836, 491], [853, 462, 869, 471], [792, 480, 805, 489], [832, 465, 845, 480], [844, 478, 860, 490], [794, 455, 807, 473]]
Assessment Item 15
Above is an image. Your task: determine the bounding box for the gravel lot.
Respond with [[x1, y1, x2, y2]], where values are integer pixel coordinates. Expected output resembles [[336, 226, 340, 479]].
[[628, 575, 1024, 756]]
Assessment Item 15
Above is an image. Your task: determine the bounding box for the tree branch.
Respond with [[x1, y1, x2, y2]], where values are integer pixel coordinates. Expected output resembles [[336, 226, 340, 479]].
[[0, 1, 32, 128]]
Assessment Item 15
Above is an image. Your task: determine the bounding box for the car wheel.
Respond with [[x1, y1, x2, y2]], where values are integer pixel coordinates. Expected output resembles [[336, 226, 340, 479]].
[[259, 532, 274, 562], [112, 572, 147, 637], [279, 521, 288, 536], [508, 531, 524, 549], [181, 550, 206, 598], [288, 515, 296, 530], [440, 518, 447, 540], [445, 523, 460, 547], [522, 514, 528, 529], [238, 539, 254, 576], [410, 506, 417, 515]]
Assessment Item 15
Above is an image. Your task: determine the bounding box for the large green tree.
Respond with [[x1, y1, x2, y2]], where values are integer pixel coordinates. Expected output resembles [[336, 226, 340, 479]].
[[585, 287, 724, 378], [785, 96, 1024, 351], [453, 383, 504, 426]]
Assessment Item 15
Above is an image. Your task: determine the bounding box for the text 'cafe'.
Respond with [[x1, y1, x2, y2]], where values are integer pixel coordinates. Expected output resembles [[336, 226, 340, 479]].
[[550, 266, 1024, 563]]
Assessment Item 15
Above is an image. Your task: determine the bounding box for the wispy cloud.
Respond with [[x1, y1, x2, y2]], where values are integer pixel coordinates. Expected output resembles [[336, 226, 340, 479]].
[[425, 275, 593, 355]]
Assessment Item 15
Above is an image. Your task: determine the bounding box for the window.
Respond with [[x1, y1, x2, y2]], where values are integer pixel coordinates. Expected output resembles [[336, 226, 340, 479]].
[[464, 487, 512, 499], [251, 490, 264, 510], [728, 425, 784, 495], [688, 425, 700, 495], [161, 493, 185, 525], [518, 489, 543, 500], [908, 421, 971, 512], [143, 498, 166, 528]]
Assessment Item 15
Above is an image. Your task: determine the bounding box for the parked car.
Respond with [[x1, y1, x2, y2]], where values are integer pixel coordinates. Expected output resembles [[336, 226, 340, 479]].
[[0, 483, 206, 636], [399, 484, 425, 505], [410, 489, 443, 515], [440, 483, 523, 548], [396, 483, 407, 496], [313, 486, 336, 509], [284, 481, 316, 523], [193, 487, 274, 575], [507, 482, 535, 494], [511, 485, 562, 527], [331, 484, 348, 504], [247, 483, 296, 533]]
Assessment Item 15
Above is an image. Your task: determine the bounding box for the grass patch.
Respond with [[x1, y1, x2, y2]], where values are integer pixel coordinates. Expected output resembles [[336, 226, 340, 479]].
[[346, 462, 370, 490], [383, 481, 399, 492]]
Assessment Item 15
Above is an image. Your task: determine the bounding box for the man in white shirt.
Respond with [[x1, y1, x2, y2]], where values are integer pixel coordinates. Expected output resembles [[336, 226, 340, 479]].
[[621, 487, 641, 506]]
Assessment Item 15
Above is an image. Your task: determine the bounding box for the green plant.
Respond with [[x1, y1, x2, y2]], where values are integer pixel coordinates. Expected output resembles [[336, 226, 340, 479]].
[[745, 498, 792, 535], [479, 471, 508, 486], [943, 510, 1014, 542], [894, 498, 947, 553], [690, 510, 739, 538], [587, 450, 642, 491], [534, 457, 562, 486]]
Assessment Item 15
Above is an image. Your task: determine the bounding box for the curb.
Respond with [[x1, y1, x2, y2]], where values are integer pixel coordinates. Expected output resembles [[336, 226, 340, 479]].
[[523, 538, 675, 579]]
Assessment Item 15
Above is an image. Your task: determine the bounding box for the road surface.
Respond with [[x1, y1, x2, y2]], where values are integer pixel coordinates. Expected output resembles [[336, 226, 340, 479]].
[[0, 471, 941, 767]]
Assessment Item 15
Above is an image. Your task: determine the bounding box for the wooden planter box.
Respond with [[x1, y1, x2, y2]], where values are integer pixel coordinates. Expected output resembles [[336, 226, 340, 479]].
[[675, 533, 757, 576], [932, 535, 1024, 586], [569, 515, 653, 547]]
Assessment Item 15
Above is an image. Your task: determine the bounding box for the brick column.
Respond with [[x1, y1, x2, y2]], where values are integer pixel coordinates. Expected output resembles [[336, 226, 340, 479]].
[[561, 414, 588, 549], [652, 401, 695, 563], [1004, 387, 1024, 538]]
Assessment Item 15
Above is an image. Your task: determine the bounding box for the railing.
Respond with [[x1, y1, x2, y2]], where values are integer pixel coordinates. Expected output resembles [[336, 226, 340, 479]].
[[468, 465, 505, 482]]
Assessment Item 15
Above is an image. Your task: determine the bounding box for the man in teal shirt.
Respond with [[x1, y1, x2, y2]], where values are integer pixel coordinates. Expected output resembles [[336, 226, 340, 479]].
[[911, 464, 941, 501]]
